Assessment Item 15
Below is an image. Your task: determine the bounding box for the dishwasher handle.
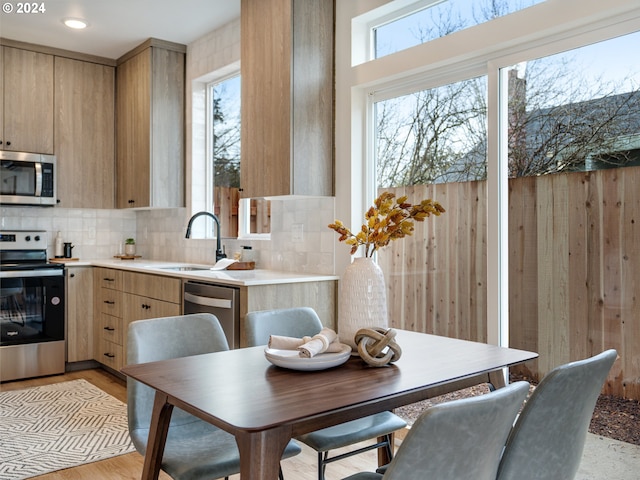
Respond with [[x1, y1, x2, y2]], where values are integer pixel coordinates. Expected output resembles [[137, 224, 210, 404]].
[[184, 291, 233, 309]]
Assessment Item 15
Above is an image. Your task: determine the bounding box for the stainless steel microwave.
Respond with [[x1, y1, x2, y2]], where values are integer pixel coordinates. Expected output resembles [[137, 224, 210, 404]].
[[0, 151, 57, 206]]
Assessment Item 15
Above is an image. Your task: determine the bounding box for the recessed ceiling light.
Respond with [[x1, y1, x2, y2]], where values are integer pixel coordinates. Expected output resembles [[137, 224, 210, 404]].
[[63, 18, 89, 30]]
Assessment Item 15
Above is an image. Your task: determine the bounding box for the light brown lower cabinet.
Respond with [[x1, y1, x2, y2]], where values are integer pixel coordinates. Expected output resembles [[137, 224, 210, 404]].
[[66, 266, 94, 362], [238, 281, 337, 347], [93, 268, 181, 372]]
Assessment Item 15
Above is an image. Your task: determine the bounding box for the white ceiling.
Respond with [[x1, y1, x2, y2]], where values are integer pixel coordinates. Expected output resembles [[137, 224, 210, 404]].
[[0, 0, 240, 59]]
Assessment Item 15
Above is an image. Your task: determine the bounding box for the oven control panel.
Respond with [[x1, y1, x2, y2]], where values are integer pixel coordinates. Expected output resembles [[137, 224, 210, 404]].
[[0, 230, 47, 250]]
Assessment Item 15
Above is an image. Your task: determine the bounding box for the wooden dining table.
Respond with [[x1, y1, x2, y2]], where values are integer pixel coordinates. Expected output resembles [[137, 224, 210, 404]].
[[121, 329, 537, 480]]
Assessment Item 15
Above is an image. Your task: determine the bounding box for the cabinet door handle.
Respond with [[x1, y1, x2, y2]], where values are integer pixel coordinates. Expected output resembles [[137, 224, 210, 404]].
[[104, 300, 115, 305], [104, 326, 115, 331], [104, 352, 115, 358], [103, 277, 115, 282], [141, 304, 151, 309]]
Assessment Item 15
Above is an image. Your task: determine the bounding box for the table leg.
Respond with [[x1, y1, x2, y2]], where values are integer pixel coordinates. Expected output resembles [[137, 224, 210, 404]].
[[235, 425, 292, 479], [488, 369, 507, 390], [140, 392, 174, 480], [378, 433, 393, 466]]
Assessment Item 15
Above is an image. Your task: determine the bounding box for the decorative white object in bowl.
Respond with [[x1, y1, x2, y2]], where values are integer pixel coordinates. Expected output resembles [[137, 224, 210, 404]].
[[264, 344, 351, 371]]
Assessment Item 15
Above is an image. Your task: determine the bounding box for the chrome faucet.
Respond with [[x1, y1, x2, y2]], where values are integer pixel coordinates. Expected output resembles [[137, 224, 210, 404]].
[[185, 211, 227, 262]]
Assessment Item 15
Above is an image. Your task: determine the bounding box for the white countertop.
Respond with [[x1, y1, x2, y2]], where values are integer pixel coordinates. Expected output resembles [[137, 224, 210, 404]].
[[64, 258, 338, 287]]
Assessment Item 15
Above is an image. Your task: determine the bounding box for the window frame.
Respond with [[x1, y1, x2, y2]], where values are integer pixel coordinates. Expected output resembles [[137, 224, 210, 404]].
[[189, 70, 242, 240]]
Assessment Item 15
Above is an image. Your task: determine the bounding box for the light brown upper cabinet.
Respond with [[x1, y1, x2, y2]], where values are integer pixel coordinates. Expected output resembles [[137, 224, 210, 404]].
[[1, 46, 54, 154], [240, 0, 334, 198], [55, 57, 115, 208], [116, 40, 185, 209]]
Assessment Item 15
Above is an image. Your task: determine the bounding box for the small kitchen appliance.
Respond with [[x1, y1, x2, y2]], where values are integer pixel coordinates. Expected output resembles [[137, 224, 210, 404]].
[[0, 151, 57, 206]]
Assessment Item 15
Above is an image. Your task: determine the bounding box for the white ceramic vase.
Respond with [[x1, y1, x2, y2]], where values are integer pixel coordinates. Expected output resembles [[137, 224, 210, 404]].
[[338, 257, 389, 351]]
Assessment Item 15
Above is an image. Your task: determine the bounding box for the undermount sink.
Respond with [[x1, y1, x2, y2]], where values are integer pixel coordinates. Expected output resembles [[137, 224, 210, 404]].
[[157, 265, 211, 271]]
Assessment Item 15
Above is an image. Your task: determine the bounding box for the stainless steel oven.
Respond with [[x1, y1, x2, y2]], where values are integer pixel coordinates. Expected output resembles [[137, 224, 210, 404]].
[[1, 230, 65, 382]]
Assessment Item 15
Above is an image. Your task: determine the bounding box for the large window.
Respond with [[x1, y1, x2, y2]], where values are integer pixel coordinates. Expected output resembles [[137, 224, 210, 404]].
[[340, 0, 640, 369], [505, 32, 640, 374]]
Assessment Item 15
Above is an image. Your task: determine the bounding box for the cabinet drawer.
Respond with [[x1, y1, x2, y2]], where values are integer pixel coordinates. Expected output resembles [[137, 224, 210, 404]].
[[96, 338, 124, 371], [98, 268, 123, 290], [124, 293, 181, 322], [123, 271, 181, 303], [98, 288, 123, 317], [98, 313, 123, 346]]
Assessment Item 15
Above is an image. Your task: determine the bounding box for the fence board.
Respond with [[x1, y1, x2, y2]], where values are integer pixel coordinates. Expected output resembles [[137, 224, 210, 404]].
[[602, 170, 625, 396], [567, 173, 589, 367], [508, 176, 538, 375], [621, 167, 640, 399]]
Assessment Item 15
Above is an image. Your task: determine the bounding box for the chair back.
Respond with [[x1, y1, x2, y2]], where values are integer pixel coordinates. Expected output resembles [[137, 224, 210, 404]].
[[245, 307, 323, 347], [496, 349, 617, 480], [127, 313, 229, 436], [382, 381, 530, 480]]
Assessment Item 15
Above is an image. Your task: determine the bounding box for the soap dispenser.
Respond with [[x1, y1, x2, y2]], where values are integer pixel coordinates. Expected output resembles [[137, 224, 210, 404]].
[[54, 231, 64, 258]]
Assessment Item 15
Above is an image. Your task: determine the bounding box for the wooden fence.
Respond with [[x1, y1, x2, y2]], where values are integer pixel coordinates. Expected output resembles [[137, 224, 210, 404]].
[[378, 166, 640, 400]]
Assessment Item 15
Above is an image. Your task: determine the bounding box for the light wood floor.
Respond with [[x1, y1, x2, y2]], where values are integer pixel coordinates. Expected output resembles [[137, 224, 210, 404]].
[[1, 368, 392, 480]]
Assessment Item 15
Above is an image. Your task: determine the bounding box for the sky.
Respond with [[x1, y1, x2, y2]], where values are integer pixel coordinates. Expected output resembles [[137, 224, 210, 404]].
[[375, 0, 639, 99]]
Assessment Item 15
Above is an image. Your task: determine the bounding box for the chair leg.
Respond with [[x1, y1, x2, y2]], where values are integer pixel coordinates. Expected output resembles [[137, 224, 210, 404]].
[[317, 451, 328, 480], [317, 435, 397, 480], [384, 434, 394, 460]]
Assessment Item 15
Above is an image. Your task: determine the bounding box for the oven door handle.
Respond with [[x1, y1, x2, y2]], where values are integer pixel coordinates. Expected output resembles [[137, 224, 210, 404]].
[[0, 269, 64, 278]]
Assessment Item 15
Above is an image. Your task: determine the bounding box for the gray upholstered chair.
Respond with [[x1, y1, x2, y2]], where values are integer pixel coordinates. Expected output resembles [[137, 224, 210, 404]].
[[245, 307, 407, 480], [341, 381, 531, 480], [127, 313, 301, 480], [496, 349, 618, 480]]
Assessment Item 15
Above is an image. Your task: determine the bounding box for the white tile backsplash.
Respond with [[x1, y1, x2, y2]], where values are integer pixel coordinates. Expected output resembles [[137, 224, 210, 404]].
[[133, 196, 336, 274], [0, 206, 136, 260], [1, 196, 335, 274]]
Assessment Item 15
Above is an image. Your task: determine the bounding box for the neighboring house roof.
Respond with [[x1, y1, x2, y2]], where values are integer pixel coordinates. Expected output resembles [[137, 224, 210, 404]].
[[436, 90, 640, 183]]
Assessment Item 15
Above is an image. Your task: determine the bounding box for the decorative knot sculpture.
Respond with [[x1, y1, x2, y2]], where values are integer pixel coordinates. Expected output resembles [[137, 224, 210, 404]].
[[354, 327, 402, 367]]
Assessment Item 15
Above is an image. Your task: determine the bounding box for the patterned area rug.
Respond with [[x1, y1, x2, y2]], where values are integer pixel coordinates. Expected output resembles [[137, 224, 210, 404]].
[[0, 379, 135, 480]]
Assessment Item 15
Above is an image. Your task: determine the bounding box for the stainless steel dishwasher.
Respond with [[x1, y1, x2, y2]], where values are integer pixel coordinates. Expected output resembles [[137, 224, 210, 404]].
[[183, 281, 240, 349]]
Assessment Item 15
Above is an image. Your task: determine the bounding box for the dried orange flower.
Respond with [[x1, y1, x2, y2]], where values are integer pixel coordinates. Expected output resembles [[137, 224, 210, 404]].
[[328, 192, 445, 257]]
